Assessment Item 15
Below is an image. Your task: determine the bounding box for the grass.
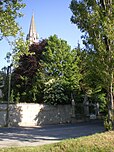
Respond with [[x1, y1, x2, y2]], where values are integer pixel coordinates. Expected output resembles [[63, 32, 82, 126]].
[[0, 131, 114, 152]]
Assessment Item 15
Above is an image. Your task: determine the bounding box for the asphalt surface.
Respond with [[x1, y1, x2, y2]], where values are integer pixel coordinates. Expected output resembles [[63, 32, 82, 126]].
[[0, 120, 105, 148]]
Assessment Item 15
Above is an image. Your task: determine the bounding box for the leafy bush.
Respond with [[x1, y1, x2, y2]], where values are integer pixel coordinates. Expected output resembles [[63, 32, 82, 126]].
[[43, 79, 69, 105], [104, 115, 113, 131]]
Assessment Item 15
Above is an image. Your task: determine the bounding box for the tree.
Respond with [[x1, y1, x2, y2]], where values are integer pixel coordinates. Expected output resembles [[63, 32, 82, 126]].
[[11, 32, 30, 67], [12, 40, 47, 102], [41, 35, 81, 104], [0, 0, 25, 40], [12, 35, 81, 104], [70, 0, 114, 129], [0, 70, 6, 101]]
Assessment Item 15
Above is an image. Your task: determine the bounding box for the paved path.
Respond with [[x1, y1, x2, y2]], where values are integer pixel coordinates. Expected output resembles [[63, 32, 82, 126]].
[[0, 120, 104, 147]]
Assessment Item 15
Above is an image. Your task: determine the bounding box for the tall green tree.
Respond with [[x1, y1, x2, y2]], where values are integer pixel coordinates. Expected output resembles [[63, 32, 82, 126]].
[[42, 35, 81, 87], [70, 0, 114, 129], [42, 35, 81, 104], [11, 32, 30, 67], [0, 0, 25, 40]]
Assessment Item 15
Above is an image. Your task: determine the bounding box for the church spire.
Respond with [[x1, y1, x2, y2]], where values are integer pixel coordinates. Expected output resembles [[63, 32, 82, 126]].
[[26, 13, 38, 44]]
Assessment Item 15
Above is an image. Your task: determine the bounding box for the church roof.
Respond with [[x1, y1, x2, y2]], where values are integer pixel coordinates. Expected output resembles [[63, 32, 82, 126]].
[[29, 14, 37, 37], [26, 14, 38, 44]]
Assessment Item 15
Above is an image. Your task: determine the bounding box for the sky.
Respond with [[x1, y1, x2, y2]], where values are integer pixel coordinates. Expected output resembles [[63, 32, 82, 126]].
[[0, 0, 83, 70]]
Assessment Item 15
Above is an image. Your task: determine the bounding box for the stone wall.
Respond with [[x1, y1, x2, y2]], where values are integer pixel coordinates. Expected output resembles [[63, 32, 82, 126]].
[[0, 103, 72, 127]]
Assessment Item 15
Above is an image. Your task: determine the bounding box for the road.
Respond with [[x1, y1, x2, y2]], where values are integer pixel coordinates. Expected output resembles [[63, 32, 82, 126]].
[[0, 120, 104, 147]]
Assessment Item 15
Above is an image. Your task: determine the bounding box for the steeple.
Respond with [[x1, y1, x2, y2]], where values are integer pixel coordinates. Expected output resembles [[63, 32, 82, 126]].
[[26, 14, 38, 44]]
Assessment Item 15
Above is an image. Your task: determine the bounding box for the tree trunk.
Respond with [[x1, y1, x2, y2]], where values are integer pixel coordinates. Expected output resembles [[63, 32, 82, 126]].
[[108, 74, 114, 129]]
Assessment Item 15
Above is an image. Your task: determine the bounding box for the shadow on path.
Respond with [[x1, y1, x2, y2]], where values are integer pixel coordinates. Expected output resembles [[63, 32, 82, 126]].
[[0, 120, 105, 147]]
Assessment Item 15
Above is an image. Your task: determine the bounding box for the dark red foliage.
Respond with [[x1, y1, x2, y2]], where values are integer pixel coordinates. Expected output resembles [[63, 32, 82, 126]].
[[12, 39, 47, 101]]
